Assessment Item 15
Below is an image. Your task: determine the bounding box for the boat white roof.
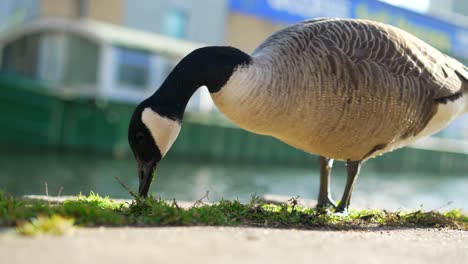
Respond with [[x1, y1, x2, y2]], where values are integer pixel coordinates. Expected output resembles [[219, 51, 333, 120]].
[[0, 18, 203, 57]]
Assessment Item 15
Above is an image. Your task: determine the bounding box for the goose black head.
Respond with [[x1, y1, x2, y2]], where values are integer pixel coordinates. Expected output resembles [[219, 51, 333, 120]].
[[128, 100, 181, 197], [128, 46, 251, 197]]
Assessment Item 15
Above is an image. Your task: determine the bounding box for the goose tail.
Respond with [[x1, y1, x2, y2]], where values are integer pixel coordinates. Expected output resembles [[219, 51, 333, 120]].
[[457, 64, 468, 92], [461, 65, 468, 113]]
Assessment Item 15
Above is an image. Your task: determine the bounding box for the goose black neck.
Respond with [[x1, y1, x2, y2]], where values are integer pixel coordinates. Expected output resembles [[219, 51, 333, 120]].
[[147, 46, 251, 121]]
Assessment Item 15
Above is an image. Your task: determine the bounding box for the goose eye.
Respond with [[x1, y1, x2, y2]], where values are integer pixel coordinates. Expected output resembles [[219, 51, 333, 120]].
[[136, 132, 145, 142]]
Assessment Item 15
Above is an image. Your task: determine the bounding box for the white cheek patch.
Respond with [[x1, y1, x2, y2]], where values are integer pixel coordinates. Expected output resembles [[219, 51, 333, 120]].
[[141, 108, 181, 156]]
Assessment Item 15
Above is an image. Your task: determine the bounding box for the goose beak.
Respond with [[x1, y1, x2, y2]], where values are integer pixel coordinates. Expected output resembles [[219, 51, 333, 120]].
[[138, 161, 157, 198]]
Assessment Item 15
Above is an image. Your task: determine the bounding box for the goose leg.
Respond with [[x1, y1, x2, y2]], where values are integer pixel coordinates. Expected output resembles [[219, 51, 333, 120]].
[[316, 156, 336, 210], [336, 160, 362, 213]]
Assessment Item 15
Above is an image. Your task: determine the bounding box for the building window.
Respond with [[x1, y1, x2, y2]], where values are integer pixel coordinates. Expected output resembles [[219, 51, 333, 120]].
[[62, 33, 99, 86], [37, 31, 66, 84], [75, 0, 89, 18], [2, 33, 41, 78], [2, 31, 98, 88], [116, 47, 150, 89], [38, 32, 99, 87], [163, 8, 187, 39]]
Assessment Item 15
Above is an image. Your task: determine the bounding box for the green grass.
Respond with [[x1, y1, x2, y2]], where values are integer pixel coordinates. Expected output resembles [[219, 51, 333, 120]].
[[0, 192, 467, 236]]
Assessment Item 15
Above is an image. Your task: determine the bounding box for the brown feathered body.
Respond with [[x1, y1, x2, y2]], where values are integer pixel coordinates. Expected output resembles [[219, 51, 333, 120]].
[[211, 18, 468, 161]]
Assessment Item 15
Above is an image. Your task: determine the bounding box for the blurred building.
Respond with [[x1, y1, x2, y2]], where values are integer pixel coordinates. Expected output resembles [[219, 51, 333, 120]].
[[225, 0, 468, 62], [0, 0, 228, 45], [429, 0, 468, 18], [226, 0, 352, 52], [0, 0, 38, 31], [2, 0, 467, 59]]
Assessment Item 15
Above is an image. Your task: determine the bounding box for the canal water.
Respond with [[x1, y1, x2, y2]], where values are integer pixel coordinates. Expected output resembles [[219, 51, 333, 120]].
[[0, 149, 467, 210]]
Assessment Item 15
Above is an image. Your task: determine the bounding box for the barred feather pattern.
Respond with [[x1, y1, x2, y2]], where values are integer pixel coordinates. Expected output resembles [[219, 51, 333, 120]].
[[212, 18, 468, 161]]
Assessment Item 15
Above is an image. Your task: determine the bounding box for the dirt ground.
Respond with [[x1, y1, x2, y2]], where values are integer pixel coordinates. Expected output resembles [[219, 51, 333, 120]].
[[2, 226, 467, 264]]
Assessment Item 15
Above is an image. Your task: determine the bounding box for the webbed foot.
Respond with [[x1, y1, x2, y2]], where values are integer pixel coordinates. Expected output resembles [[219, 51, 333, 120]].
[[335, 203, 348, 215], [316, 196, 337, 213]]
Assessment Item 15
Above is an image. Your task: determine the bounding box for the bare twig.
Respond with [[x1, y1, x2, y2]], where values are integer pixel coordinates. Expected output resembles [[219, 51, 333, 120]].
[[44, 182, 49, 197], [57, 186, 64, 197], [114, 176, 139, 199], [431, 201, 454, 212], [192, 191, 210, 208], [172, 198, 180, 209]]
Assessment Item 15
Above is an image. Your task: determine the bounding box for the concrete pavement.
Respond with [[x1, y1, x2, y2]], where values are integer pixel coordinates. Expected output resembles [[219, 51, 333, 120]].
[[2, 226, 467, 264]]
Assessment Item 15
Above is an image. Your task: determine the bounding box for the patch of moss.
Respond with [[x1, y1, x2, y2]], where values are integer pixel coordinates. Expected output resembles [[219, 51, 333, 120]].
[[0, 192, 467, 235], [16, 215, 74, 236]]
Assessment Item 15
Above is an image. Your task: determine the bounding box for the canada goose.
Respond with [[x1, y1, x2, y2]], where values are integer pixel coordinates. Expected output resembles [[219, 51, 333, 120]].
[[128, 18, 468, 212]]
